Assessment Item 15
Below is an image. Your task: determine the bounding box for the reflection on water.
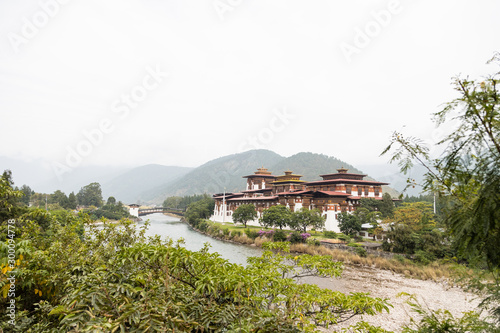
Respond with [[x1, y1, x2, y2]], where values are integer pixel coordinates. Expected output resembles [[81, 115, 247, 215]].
[[137, 213, 262, 266]]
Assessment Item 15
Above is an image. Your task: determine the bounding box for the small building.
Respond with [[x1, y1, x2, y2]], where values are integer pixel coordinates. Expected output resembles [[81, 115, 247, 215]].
[[128, 204, 140, 217], [211, 167, 389, 232]]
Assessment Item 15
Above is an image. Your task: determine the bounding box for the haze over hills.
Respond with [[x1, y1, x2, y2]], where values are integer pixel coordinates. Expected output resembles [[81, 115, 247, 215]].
[[1, 150, 408, 205], [100, 164, 193, 204], [143, 150, 401, 204]]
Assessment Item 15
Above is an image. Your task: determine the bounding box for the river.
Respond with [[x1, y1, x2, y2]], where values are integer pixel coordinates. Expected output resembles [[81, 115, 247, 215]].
[[137, 213, 262, 266]]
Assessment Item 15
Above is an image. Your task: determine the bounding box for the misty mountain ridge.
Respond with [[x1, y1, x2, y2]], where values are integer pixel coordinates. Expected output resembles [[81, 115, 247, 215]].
[[1, 150, 409, 205]]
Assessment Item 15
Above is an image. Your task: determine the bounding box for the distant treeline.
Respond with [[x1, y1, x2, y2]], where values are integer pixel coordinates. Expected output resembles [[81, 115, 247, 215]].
[[162, 194, 212, 211]]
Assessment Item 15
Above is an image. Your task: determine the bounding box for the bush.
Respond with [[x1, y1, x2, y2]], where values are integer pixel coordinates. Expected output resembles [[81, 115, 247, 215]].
[[198, 221, 210, 232], [354, 247, 367, 257], [231, 230, 241, 237], [257, 230, 275, 239], [323, 230, 337, 238], [273, 229, 287, 242], [414, 250, 434, 265], [381, 240, 392, 252], [337, 234, 351, 242], [307, 238, 321, 246], [289, 232, 311, 244], [245, 229, 259, 240]]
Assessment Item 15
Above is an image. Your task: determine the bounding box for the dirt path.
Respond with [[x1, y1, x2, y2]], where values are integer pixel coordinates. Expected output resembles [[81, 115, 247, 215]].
[[300, 265, 481, 332]]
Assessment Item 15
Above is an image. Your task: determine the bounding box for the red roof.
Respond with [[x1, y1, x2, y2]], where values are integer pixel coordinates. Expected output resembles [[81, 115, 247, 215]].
[[304, 179, 388, 186], [319, 172, 367, 178], [227, 196, 278, 201], [242, 174, 276, 179], [275, 190, 310, 196], [316, 191, 351, 197], [347, 196, 383, 200]]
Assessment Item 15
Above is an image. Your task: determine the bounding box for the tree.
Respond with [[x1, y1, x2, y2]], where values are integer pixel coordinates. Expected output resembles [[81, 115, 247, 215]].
[[232, 204, 257, 227], [77, 182, 103, 207], [382, 54, 500, 321], [337, 212, 362, 236], [260, 205, 292, 230], [290, 208, 326, 232], [67, 192, 77, 210], [106, 196, 116, 206], [50, 190, 69, 209], [383, 202, 435, 233], [0, 170, 23, 221], [184, 196, 215, 226], [19, 185, 33, 206], [380, 192, 395, 217]]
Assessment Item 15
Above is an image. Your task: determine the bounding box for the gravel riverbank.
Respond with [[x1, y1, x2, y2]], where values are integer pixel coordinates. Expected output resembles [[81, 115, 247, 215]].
[[300, 265, 481, 332]]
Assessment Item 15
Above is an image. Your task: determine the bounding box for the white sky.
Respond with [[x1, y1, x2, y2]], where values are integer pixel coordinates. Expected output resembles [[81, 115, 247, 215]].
[[1, 0, 499, 175]]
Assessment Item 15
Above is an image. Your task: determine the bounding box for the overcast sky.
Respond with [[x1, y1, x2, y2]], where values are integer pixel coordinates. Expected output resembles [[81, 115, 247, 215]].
[[1, 1, 499, 178]]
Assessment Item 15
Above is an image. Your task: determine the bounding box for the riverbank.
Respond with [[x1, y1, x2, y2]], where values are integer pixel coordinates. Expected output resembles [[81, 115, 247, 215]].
[[185, 218, 483, 332], [307, 266, 481, 332]]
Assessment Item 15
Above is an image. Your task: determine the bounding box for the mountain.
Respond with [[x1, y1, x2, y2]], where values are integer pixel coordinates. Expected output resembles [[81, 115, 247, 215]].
[[143, 150, 401, 204], [101, 164, 193, 204], [144, 150, 285, 204], [268, 152, 364, 181]]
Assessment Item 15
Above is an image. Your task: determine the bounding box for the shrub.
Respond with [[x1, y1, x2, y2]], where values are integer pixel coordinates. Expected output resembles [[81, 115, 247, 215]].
[[307, 238, 321, 246], [198, 221, 210, 232], [289, 232, 307, 244], [223, 228, 230, 236], [354, 247, 367, 257], [245, 228, 259, 240], [381, 240, 392, 252], [273, 229, 287, 242], [414, 250, 434, 265], [231, 230, 241, 237], [337, 234, 351, 242], [257, 230, 275, 239], [323, 230, 337, 239]]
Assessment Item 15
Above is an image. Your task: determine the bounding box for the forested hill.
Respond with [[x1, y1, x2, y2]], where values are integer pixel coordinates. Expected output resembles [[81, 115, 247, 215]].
[[144, 150, 399, 204], [142, 150, 285, 203], [269, 152, 364, 181]]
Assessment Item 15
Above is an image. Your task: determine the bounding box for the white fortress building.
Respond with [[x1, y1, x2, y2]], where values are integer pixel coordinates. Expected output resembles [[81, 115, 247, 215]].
[[211, 167, 388, 232]]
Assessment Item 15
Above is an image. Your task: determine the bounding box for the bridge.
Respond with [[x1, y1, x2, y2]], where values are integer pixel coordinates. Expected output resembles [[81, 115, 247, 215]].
[[139, 207, 185, 217], [128, 205, 184, 217]]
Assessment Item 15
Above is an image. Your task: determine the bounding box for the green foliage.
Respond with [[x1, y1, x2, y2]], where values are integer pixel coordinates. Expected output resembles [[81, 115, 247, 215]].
[[260, 205, 293, 230], [0, 201, 393, 332], [289, 208, 325, 233], [354, 247, 368, 258], [76, 182, 103, 207], [382, 54, 500, 322], [289, 231, 305, 244], [91, 201, 131, 220], [273, 229, 287, 242], [184, 195, 215, 226], [400, 293, 498, 333], [232, 203, 258, 227], [324, 230, 338, 238], [163, 194, 211, 210], [231, 230, 241, 237], [0, 170, 24, 221], [244, 228, 259, 240], [360, 194, 395, 218], [337, 212, 362, 236], [19, 184, 33, 206]]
